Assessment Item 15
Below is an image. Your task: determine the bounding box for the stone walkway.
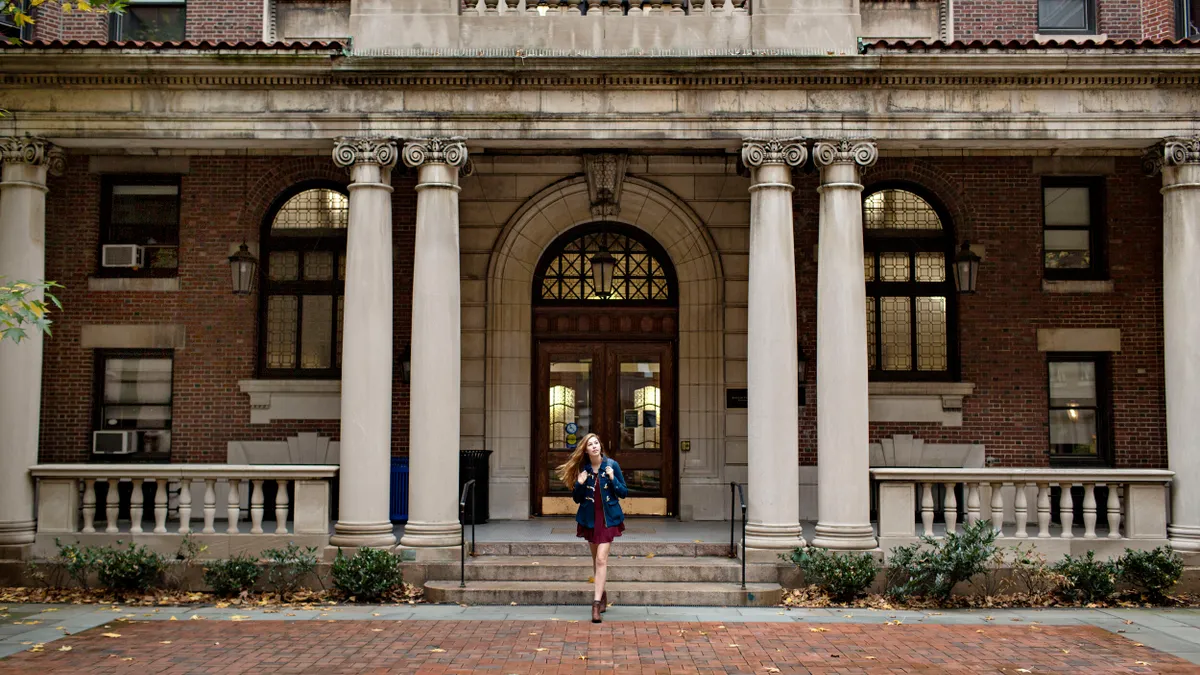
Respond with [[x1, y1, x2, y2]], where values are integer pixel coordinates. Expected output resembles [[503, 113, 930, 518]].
[[2, 604, 1199, 673]]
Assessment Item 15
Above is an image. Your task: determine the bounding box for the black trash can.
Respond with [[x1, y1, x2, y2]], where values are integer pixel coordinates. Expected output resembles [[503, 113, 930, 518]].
[[459, 450, 492, 524]]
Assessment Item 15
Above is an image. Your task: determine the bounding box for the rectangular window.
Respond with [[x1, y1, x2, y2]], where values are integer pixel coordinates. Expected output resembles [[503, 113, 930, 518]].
[[99, 175, 181, 277], [1047, 354, 1110, 466], [1042, 177, 1105, 281], [109, 0, 186, 41], [94, 350, 173, 460], [1180, 0, 1200, 38], [1, 0, 33, 40], [1038, 0, 1096, 33]]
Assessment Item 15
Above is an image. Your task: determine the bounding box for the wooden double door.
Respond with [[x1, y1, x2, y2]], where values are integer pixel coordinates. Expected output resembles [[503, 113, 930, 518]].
[[534, 340, 675, 517]]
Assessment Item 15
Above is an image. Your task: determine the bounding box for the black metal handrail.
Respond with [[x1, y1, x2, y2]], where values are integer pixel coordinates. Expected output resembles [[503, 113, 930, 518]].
[[459, 479, 477, 589], [729, 481, 746, 590]]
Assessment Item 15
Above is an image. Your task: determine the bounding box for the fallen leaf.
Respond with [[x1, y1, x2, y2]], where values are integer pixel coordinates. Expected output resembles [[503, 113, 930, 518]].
[[58, 646, 72, 652], [29, 644, 43, 653], [529, 632, 538, 635], [372, 629, 383, 632], [536, 648, 548, 652], [231, 615, 250, 621], [122, 657, 134, 661], [646, 553, 656, 558], [764, 668, 781, 673], [101, 633, 122, 638], [510, 602, 517, 606], [809, 627, 829, 633], [693, 539, 703, 543], [578, 654, 588, 661], [1124, 620, 1135, 625], [1136, 661, 1151, 666], [1134, 643, 1144, 647], [373, 612, 382, 616], [716, 625, 725, 629], [587, 577, 595, 583], [865, 656, 877, 660], [189, 616, 205, 621], [976, 630, 985, 634], [1061, 649, 1070, 655], [431, 648, 446, 653], [169, 616, 178, 621], [1016, 670, 1031, 674], [160, 641, 172, 645], [729, 644, 741, 647], [844, 614, 853, 618]]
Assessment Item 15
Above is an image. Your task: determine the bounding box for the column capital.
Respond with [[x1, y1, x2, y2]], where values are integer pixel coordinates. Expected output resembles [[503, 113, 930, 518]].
[[740, 137, 807, 168], [812, 138, 878, 170], [0, 137, 65, 176], [402, 137, 469, 169], [1146, 136, 1200, 176], [332, 137, 399, 169]]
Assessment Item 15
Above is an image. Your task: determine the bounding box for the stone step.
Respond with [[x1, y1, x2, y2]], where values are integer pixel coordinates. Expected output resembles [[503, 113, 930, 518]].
[[422, 555, 779, 584], [470, 541, 734, 557], [423, 580, 783, 606]]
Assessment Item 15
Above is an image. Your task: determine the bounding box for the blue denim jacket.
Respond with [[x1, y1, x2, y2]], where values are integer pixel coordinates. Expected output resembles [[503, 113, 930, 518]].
[[571, 457, 629, 529]]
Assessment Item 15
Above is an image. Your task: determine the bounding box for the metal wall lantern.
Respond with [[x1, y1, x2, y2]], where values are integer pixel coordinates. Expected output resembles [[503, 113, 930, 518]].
[[953, 241, 981, 294], [400, 342, 412, 385], [590, 249, 617, 299], [228, 242, 259, 296]]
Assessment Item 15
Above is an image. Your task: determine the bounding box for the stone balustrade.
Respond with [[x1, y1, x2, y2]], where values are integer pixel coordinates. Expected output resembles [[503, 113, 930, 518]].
[[872, 468, 1175, 559]]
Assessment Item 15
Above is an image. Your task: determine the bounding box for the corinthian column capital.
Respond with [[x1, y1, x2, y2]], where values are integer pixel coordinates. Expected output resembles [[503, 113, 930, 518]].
[[741, 137, 807, 168], [402, 137, 469, 169], [1, 137, 65, 176], [332, 137, 399, 169], [812, 139, 878, 170]]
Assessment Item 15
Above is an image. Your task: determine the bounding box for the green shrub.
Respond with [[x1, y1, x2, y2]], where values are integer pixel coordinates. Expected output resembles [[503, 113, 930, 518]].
[[165, 534, 209, 591], [785, 547, 876, 602], [203, 555, 262, 597], [1119, 547, 1184, 603], [331, 548, 404, 602], [886, 519, 999, 602], [1008, 543, 1063, 598], [29, 540, 100, 590], [262, 543, 320, 596], [94, 542, 168, 595], [1052, 551, 1118, 604]]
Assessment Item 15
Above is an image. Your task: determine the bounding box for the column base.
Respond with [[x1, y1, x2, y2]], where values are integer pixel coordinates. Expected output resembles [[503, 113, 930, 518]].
[[0, 520, 36, 547], [811, 523, 878, 550], [1169, 524, 1200, 552], [0, 543, 34, 561], [395, 544, 463, 562], [329, 520, 396, 548], [399, 520, 463, 549], [744, 522, 806, 551]]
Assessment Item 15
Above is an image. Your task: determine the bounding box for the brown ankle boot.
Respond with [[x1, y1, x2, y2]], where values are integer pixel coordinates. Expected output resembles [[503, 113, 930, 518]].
[[591, 600, 602, 623], [600, 590, 608, 613]]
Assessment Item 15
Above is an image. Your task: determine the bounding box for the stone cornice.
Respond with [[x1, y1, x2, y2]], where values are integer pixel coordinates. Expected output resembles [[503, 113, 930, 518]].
[[0, 136, 65, 174], [402, 137, 468, 168]]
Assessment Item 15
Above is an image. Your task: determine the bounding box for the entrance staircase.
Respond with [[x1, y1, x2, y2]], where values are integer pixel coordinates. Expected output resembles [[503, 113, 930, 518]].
[[420, 541, 784, 606]]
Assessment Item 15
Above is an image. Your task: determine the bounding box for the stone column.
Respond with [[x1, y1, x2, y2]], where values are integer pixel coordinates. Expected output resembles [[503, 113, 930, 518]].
[[1155, 136, 1200, 552], [0, 137, 64, 553], [329, 138, 398, 548], [742, 138, 807, 552], [398, 137, 468, 554], [811, 139, 879, 551]]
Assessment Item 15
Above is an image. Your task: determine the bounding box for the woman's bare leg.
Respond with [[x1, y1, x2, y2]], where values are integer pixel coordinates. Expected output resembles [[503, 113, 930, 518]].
[[593, 542, 611, 602]]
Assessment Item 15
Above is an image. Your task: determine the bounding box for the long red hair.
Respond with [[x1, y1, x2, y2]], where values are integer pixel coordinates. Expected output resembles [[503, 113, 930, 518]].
[[555, 433, 605, 489]]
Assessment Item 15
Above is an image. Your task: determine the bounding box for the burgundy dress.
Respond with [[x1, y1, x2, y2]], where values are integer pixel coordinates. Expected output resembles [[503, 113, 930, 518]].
[[576, 471, 625, 544]]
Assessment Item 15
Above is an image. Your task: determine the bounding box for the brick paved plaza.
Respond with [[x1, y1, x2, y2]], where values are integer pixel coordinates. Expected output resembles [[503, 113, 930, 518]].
[[3, 607, 1200, 674]]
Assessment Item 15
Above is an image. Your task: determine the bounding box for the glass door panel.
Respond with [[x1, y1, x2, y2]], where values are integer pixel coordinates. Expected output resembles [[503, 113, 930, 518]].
[[615, 359, 663, 495], [545, 356, 594, 496]]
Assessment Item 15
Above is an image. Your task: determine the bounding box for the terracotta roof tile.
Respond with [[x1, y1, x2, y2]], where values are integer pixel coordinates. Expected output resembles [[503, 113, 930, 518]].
[[864, 38, 1200, 53], [0, 39, 346, 50]]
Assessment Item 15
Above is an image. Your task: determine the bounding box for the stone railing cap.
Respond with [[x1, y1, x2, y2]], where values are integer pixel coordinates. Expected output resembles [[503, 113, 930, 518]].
[[31, 464, 339, 479], [870, 467, 1173, 482]]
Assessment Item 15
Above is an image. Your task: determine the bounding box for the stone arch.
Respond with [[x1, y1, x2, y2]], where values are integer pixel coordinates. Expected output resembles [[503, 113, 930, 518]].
[[484, 175, 726, 520], [863, 159, 976, 239]]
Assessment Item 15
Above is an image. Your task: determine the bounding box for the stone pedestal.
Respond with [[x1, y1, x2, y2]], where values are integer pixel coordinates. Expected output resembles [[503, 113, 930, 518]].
[[811, 139, 879, 551], [399, 138, 469, 551], [0, 138, 63, 552], [329, 138, 398, 548], [741, 138, 806, 552]]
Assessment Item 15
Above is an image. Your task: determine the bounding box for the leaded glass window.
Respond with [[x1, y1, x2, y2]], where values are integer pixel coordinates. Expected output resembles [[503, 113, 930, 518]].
[[863, 186, 956, 380], [260, 183, 349, 378], [535, 224, 675, 304]]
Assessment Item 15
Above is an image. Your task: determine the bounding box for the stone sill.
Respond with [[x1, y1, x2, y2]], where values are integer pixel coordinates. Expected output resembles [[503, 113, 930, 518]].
[[88, 277, 180, 292], [868, 381, 975, 427], [868, 382, 974, 397], [239, 379, 341, 424], [1033, 33, 1108, 42], [1042, 279, 1114, 294]]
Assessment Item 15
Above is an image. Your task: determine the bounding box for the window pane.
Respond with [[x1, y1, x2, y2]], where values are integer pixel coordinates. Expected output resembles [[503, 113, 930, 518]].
[[864, 253, 875, 282], [300, 295, 334, 369], [618, 361, 662, 452], [1039, 0, 1088, 29], [864, 190, 942, 230], [881, 296, 912, 371], [266, 296, 298, 369], [880, 252, 910, 282], [338, 252, 346, 281], [915, 252, 946, 282], [337, 295, 344, 367], [304, 251, 334, 281], [109, 183, 179, 245], [866, 297, 877, 370], [624, 470, 662, 496], [101, 357, 172, 430], [272, 189, 348, 234], [118, 4, 185, 41], [1050, 409, 1098, 456], [269, 251, 300, 281], [1049, 361, 1097, 407], [916, 297, 947, 371], [540, 230, 671, 302], [1044, 229, 1091, 269], [1044, 187, 1091, 226]]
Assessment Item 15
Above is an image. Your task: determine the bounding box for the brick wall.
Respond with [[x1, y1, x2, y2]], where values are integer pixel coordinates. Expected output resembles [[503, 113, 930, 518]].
[[30, 0, 262, 42], [793, 156, 1166, 469], [40, 155, 416, 463], [953, 0, 1175, 41]]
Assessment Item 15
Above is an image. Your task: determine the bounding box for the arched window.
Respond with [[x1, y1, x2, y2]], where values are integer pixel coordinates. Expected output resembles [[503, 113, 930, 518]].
[[259, 181, 349, 378], [534, 223, 676, 304], [862, 184, 957, 381]]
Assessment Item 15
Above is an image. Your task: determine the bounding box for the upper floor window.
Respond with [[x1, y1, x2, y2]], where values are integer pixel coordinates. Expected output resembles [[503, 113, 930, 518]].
[[98, 175, 180, 277], [1179, 0, 1200, 38], [1048, 354, 1111, 466], [863, 185, 957, 381], [1038, 0, 1096, 34], [1042, 177, 1106, 281], [259, 182, 348, 379], [1, 0, 33, 40], [110, 0, 186, 41], [93, 349, 173, 460], [534, 223, 676, 305]]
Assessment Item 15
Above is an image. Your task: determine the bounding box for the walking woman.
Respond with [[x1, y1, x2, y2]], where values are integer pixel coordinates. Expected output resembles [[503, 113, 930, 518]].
[[556, 432, 628, 623]]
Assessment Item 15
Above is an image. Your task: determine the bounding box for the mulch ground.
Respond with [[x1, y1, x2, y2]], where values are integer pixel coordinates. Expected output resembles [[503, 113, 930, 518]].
[[0, 619, 1195, 674]]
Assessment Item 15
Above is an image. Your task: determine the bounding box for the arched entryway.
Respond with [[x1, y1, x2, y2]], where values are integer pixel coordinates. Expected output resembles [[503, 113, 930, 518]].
[[531, 223, 679, 516]]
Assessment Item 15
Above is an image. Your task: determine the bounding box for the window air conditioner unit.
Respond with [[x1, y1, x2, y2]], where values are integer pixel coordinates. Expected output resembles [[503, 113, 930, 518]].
[[93, 430, 138, 455], [101, 244, 145, 268]]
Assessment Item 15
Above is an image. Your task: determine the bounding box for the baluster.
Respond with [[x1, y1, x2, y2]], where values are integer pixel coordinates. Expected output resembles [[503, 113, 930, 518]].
[[920, 482, 935, 536], [566, 0, 582, 13], [250, 479, 265, 534], [648, 0, 663, 11], [82, 479, 97, 533], [943, 482, 957, 535], [730, 0, 745, 12], [609, 0, 625, 13], [1036, 482, 1051, 538], [130, 478, 144, 534], [178, 478, 192, 534], [1082, 483, 1097, 539], [227, 479, 241, 534], [104, 479, 119, 533], [966, 482, 981, 525], [1107, 484, 1122, 539], [504, 0, 519, 12], [526, 0, 539, 14], [484, 0, 499, 12], [710, 0, 725, 12], [1059, 483, 1074, 539], [669, 0, 684, 12], [275, 480, 290, 535], [989, 482, 1004, 532], [1014, 482, 1029, 538], [628, 0, 644, 14], [203, 479, 217, 534], [153, 479, 168, 533]]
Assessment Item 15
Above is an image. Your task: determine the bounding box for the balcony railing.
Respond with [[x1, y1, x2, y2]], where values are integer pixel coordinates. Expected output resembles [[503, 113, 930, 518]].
[[463, 0, 748, 16]]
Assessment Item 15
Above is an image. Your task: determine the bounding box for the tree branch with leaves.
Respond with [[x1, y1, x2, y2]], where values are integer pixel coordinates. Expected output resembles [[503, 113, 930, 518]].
[[2, 0, 127, 43], [0, 278, 62, 343]]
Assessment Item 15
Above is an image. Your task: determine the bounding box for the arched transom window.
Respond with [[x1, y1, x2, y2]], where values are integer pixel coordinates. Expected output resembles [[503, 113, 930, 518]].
[[535, 224, 675, 304], [260, 183, 349, 378], [863, 186, 957, 380]]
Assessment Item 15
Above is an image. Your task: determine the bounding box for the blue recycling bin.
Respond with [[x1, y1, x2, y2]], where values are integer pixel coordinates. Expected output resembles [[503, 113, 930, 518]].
[[390, 456, 409, 522]]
